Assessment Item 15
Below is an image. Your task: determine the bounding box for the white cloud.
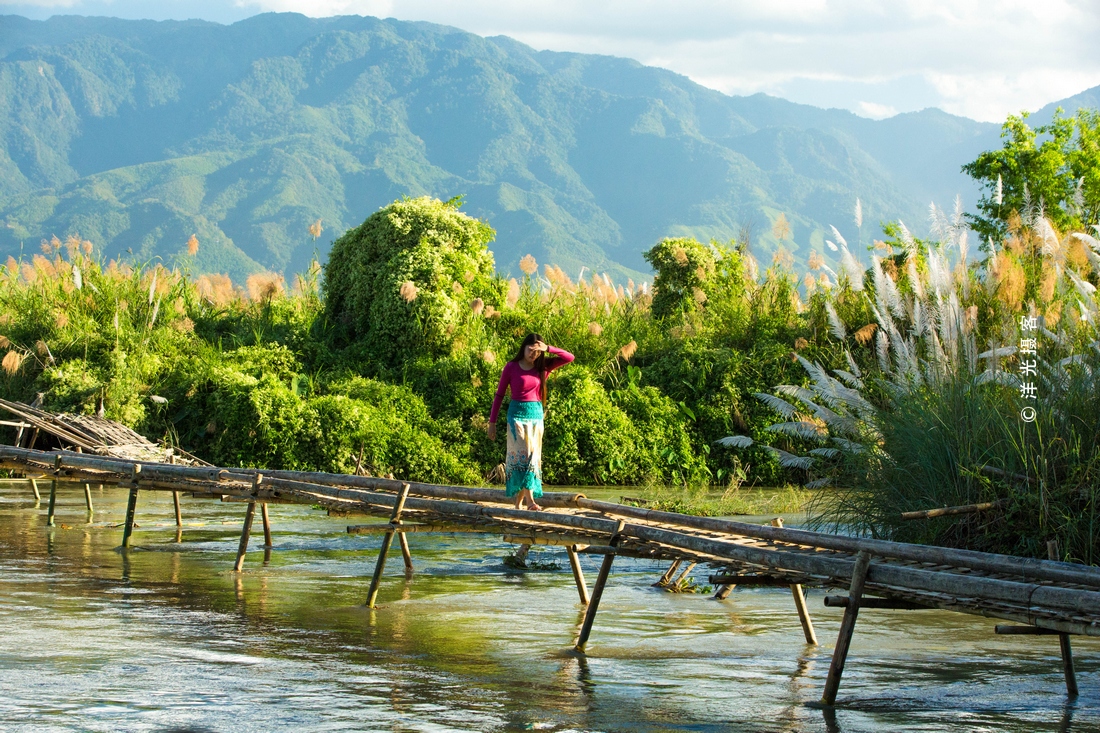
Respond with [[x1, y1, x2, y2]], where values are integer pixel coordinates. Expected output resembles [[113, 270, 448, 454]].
[[857, 101, 898, 119], [6, 0, 1100, 121]]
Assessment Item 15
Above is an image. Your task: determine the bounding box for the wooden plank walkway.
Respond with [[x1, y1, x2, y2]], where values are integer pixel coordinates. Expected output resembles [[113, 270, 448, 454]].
[[1, 443, 1096, 705]]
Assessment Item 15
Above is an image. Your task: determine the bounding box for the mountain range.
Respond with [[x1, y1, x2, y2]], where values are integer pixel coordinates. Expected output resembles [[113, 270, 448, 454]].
[[0, 12, 1092, 281]]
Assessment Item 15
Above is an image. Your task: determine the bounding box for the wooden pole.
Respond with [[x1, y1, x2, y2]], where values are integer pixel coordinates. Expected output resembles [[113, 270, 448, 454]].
[[261, 503, 272, 547], [772, 518, 817, 645], [567, 544, 590, 605], [46, 479, 57, 526], [173, 492, 182, 527], [366, 483, 411, 608], [233, 502, 256, 572], [655, 560, 681, 587], [30, 477, 41, 503], [398, 532, 413, 577], [83, 482, 93, 512], [233, 474, 262, 572], [714, 584, 734, 600], [121, 464, 141, 548], [1048, 540, 1078, 697], [574, 520, 625, 653], [821, 550, 871, 706]]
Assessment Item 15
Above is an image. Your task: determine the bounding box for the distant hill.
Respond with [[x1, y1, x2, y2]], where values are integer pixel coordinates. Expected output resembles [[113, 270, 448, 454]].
[[0, 12, 1071, 282]]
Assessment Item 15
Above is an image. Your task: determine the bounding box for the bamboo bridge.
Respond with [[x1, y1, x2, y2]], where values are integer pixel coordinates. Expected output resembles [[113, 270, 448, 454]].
[[1, 442, 1097, 706]]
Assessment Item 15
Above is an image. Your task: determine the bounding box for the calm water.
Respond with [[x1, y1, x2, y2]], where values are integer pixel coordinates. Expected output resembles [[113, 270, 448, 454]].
[[0, 480, 1096, 732]]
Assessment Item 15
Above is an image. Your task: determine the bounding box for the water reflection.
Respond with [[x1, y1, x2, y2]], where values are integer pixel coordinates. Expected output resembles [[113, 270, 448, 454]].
[[0, 481, 1096, 732]]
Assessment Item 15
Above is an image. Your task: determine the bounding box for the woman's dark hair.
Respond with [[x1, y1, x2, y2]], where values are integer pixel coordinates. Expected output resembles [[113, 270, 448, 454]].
[[511, 332, 549, 403]]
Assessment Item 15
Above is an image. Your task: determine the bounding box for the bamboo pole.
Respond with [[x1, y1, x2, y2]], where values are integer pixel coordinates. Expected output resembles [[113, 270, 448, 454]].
[[121, 464, 141, 548], [995, 625, 1062, 635], [900, 500, 1006, 520], [83, 482, 93, 513], [46, 479, 57, 526], [824, 596, 928, 610], [574, 520, 625, 653], [234, 502, 256, 572], [29, 478, 40, 503], [713, 584, 734, 600], [708, 575, 804, 586], [173, 492, 182, 527], [1049, 540, 1078, 697], [233, 474, 262, 572], [655, 560, 682, 587], [261, 503, 272, 547], [366, 483, 410, 608], [821, 551, 871, 706], [398, 532, 413, 577], [567, 544, 590, 605], [773, 518, 817, 645]]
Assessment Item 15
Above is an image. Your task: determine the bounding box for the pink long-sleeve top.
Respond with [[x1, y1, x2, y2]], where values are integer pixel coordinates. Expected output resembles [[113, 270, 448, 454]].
[[489, 346, 574, 422]]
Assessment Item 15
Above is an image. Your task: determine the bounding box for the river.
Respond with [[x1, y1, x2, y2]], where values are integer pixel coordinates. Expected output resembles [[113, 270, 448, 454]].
[[0, 480, 1094, 732]]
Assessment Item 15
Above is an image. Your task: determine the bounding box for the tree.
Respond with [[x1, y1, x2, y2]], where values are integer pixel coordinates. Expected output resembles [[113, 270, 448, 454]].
[[322, 197, 503, 365], [963, 109, 1100, 244]]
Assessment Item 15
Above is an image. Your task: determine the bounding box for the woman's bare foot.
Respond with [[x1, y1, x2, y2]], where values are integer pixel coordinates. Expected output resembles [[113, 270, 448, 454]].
[[528, 502, 543, 511]]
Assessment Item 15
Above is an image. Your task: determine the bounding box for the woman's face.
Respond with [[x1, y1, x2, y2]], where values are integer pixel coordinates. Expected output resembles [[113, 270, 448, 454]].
[[524, 342, 543, 361]]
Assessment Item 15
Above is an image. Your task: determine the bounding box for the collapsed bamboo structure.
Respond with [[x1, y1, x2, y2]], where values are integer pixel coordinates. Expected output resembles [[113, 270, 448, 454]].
[[1, 442, 1097, 706]]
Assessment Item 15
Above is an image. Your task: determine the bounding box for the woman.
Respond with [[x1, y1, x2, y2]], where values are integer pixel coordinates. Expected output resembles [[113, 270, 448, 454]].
[[488, 333, 574, 510]]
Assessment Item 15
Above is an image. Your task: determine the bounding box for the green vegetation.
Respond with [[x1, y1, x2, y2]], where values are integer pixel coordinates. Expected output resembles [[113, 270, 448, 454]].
[[0, 195, 844, 496], [964, 108, 1100, 242]]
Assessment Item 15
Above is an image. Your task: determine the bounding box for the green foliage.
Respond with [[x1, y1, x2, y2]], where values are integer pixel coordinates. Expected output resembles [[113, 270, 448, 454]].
[[963, 109, 1100, 243], [323, 197, 503, 365], [644, 237, 715, 320]]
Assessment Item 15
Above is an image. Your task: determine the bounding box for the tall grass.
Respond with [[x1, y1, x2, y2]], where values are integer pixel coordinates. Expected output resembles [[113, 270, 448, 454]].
[[718, 213, 1100, 560]]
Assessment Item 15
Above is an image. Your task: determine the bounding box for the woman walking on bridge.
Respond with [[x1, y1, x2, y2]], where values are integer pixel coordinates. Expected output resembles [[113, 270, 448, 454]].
[[488, 334, 574, 511]]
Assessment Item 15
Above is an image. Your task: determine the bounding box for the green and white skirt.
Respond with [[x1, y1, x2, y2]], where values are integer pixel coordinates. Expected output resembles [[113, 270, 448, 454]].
[[505, 400, 544, 498]]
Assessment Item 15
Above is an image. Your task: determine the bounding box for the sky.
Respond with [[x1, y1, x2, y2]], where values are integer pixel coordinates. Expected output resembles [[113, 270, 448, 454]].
[[3, 0, 1100, 122]]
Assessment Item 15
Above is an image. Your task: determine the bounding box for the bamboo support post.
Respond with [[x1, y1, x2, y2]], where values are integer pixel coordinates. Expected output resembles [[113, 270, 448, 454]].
[[567, 544, 590, 605], [233, 474, 262, 572], [670, 562, 696, 588], [821, 550, 871, 706], [83, 482, 93, 513], [46, 479, 57, 526], [261, 503, 272, 547], [46, 454, 62, 526], [30, 477, 41, 503], [655, 560, 682, 587], [121, 464, 141, 548], [772, 518, 817, 645], [173, 492, 182, 527], [398, 532, 413, 577], [574, 520, 625, 653], [366, 483, 411, 608], [714, 584, 734, 600], [1048, 540, 1078, 697]]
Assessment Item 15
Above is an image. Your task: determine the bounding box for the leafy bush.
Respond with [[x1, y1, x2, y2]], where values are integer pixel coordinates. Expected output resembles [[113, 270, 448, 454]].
[[323, 196, 504, 365]]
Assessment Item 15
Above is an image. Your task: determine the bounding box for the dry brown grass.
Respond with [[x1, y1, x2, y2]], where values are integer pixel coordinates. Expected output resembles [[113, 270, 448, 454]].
[[1, 350, 23, 375], [196, 274, 237, 307], [246, 272, 285, 301], [519, 254, 538, 276], [187, 234, 199, 256], [399, 281, 418, 303]]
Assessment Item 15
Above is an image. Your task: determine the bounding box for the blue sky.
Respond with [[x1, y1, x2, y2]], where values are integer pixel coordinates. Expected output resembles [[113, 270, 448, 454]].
[[3, 0, 1100, 122]]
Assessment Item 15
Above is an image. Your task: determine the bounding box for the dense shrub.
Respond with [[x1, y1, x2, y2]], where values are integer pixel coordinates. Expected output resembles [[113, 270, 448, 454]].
[[323, 197, 505, 365]]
